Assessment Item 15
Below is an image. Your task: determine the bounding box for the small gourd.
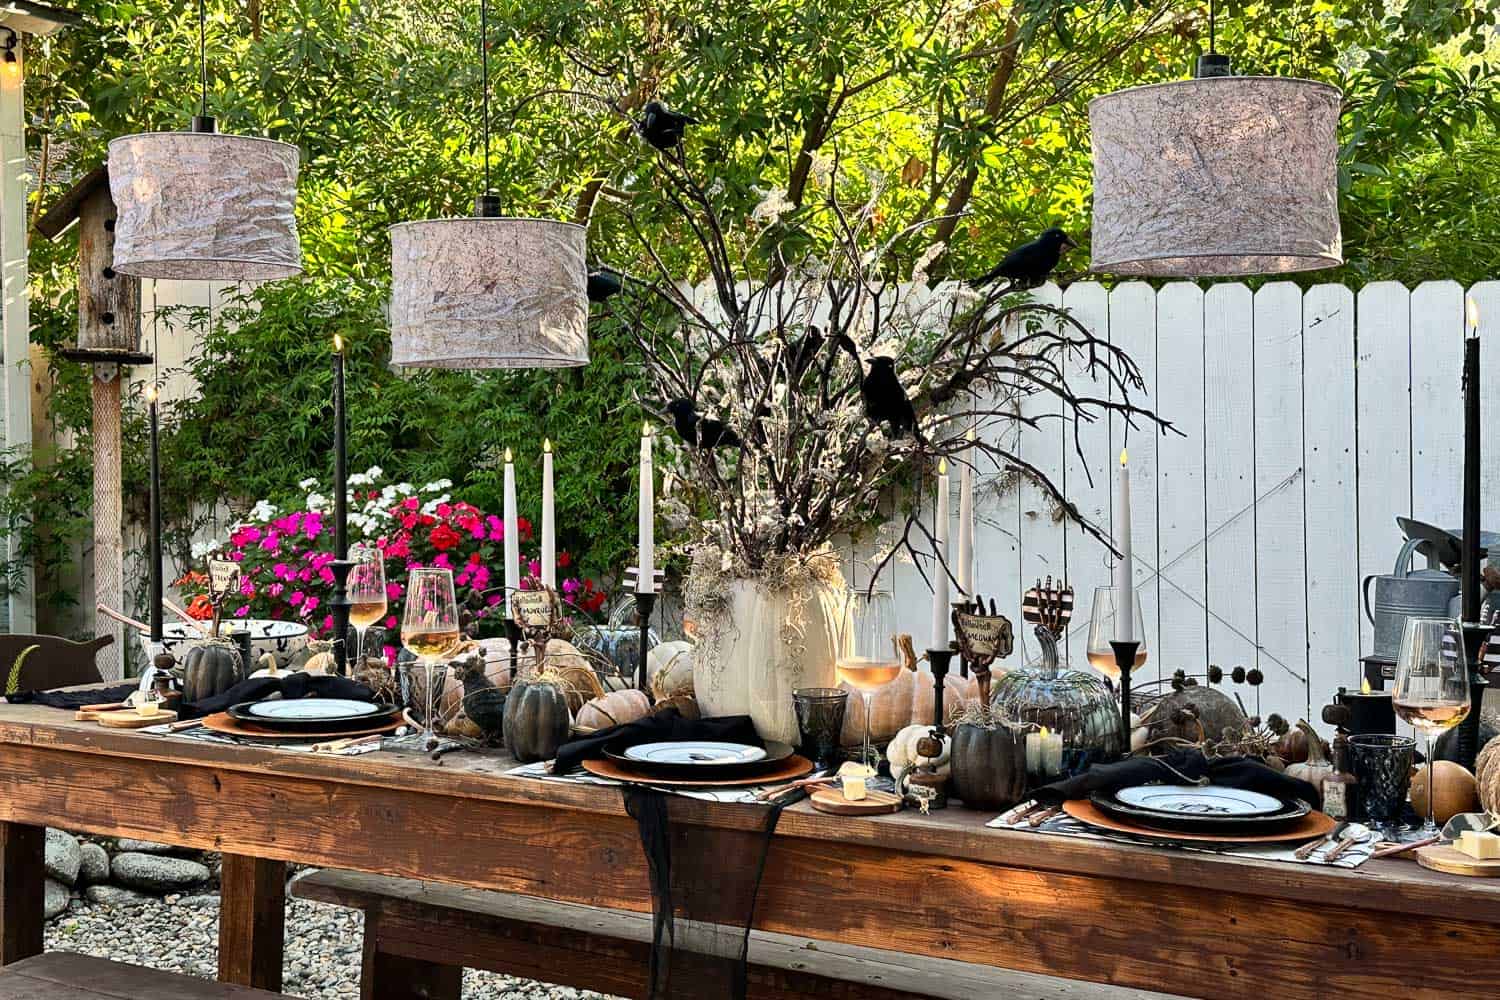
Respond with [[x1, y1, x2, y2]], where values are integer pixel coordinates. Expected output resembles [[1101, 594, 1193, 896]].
[[180, 608, 244, 703], [575, 689, 652, 732], [249, 653, 282, 680], [887, 724, 950, 785], [1283, 720, 1333, 789], [1411, 760, 1480, 824], [1476, 737, 1500, 814], [302, 650, 336, 676], [648, 641, 695, 701], [503, 677, 572, 763]]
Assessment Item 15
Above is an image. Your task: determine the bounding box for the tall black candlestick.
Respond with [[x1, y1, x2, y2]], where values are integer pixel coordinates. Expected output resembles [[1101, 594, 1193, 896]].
[[148, 390, 163, 643], [1455, 326, 1491, 769], [927, 647, 955, 729], [1111, 640, 1139, 756], [635, 591, 657, 694], [332, 338, 348, 560]]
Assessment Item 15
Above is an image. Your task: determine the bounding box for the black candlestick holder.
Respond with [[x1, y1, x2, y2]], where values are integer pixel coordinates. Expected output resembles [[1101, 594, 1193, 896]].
[[503, 617, 523, 684], [927, 647, 955, 730], [635, 591, 658, 694], [1454, 622, 1494, 770], [1110, 640, 1139, 753], [328, 558, 354, 677]]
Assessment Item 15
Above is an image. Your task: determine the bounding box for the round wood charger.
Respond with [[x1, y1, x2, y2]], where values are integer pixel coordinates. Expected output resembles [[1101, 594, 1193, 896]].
[[581, 754, 813, 788], [809, 787, 903, 816], [1415, 843, 1500, 877], [1062, 799, 1337, 845], [201, 712, 403, 742]]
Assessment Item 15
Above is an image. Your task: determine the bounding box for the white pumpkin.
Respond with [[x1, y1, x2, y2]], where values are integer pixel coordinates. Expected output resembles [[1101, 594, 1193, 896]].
[[248, 653, 282, 680], [886, 723, 951, 785], [575, 689, 653, 731], [648, 640, 695, 701]]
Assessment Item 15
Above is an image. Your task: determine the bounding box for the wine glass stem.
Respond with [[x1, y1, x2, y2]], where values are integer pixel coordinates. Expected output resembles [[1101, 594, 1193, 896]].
[[1427, 732, 1437, 831], [862, 691, 873, 769], [423, 659, 437, 744], [352, 626, 365, 671]]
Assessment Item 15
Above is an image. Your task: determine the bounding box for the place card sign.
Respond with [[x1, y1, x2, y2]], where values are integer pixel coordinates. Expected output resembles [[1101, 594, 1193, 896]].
[[954, 610, 1013, 669], [511, 589, 558, 629], [207, 559, 242, 603]]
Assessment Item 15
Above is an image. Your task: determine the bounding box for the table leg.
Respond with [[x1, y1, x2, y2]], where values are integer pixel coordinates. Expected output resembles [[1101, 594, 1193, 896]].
[[218, 854, 285, 991], [361, 911, 462, 1000], [0, 822, 43, 966]]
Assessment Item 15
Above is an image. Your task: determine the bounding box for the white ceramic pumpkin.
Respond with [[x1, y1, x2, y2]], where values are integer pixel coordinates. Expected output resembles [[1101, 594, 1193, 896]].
[[886, 723, 951, 784], [648, 640, 695, 701]]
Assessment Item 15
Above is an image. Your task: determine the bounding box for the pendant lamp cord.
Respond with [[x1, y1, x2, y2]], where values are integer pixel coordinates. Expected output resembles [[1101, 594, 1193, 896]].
[[481, 0, 491, 197], [1208, 0, 1216, 55], [198, 0, 208, 117]]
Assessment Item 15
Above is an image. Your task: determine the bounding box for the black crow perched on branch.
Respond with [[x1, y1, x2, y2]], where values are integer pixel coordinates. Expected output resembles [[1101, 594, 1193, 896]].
[[861, 357, 917, 438], [969, 227, 1077, 290], [639, 101, 698, 151], [587, 268, 623, 303], [666, 398, 742, 449]]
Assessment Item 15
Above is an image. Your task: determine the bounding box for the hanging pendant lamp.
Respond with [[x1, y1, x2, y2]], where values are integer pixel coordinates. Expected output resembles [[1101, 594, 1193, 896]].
[[109, 0, 301, 281], [389, 0, 588, 369], [1088, 1, 1342, 277]]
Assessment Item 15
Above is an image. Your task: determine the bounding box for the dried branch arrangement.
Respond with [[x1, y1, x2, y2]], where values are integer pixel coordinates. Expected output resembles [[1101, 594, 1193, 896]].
[[602, 143, 1173, 589]]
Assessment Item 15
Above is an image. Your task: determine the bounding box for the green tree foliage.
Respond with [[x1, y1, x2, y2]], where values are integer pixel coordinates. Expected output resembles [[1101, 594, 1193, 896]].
[[11, 0, 1498, 621]]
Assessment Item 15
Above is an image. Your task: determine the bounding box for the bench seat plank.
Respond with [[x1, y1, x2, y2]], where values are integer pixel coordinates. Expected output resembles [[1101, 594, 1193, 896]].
[[0, 953, 295, 999]]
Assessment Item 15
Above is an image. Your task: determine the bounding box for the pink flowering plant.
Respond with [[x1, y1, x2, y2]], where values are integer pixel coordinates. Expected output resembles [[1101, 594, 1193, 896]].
[[186, 469, 609, 660]]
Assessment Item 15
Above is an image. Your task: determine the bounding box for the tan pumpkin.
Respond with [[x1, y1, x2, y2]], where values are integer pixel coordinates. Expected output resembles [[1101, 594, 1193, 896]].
[[302, 650, 336, 676], [1476, 737, 1500, 814], [839, 667, 979, 747], [654, 694, 701, 721], [649, 640, 695, 701], [1410, 760, 1480, 825], [531, 639, 605, 713], [575, 689, 652, 732]]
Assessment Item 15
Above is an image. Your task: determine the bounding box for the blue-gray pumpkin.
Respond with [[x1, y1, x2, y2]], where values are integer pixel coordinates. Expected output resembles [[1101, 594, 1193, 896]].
[[503, 678, 571, 763]]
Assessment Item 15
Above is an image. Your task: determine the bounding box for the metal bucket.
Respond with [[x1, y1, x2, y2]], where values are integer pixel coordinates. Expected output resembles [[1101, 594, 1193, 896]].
[[1362, 538, 1459, 660]]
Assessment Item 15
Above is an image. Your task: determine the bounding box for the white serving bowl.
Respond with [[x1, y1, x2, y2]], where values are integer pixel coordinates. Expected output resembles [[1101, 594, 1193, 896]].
[[145, 618, 310, 666]]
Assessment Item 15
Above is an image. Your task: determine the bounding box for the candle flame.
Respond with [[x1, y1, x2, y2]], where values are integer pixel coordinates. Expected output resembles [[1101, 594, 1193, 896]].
[[642, 421, 652, 438], [1119, 448, 1128, 466], [146, 385, 158, 403], [1469, 296, 1481, 332], [333, 333, 343, 353], [1361, 677, 1371, 695], [504, 447, 513, 462], [543, 438, 551, 454], [938, 458, 948, 475], [1040, 726, 1051, 738]]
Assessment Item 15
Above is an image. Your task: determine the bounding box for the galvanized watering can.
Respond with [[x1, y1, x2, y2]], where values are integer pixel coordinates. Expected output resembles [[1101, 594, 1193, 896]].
[[1363, 538, 1460, 660]]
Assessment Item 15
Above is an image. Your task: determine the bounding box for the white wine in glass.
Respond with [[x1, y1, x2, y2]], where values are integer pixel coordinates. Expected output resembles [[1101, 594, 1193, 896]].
[[838, 589, 899, 770], [1086, 586, 1146, 683], [834, 657, 905, 691], [347, 545, 387, 667], [400, 567, 461, 748], [1392, 617, 1471, 836]]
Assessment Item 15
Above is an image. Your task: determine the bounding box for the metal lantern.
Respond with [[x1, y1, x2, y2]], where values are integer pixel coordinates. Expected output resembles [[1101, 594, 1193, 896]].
[[389, 214, 589, 369], [1089, 74, 1343, 277], [107, 129, 302, 281]]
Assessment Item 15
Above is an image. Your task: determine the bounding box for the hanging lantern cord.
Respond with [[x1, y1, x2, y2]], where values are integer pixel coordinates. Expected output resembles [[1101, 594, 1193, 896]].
[[1196, 0, 1232, 78], [475, 0, 500, 217], [192, 0, 216, 133]]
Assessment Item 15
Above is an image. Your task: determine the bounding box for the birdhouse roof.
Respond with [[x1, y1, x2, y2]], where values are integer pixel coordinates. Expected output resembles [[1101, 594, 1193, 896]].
[[0, 2, 84, 37], [34, 162, 106, 241]]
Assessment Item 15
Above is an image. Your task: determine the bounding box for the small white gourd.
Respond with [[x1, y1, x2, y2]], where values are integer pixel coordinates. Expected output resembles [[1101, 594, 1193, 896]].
[[886, 723, 950, 785]]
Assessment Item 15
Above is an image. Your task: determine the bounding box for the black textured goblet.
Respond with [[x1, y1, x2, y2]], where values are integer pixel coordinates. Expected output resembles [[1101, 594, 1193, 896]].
[[1349, 733, 1417, 839], [793, 688, 848, 770]]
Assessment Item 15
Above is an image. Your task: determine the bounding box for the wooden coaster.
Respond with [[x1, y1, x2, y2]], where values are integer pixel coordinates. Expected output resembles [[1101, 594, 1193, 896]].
[[809, 787, 903, 816], [96, 709, 178, 729], [1415, 843, 1500, 877]]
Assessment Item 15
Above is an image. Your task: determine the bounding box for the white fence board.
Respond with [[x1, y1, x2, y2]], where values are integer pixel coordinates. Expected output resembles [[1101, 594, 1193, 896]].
[[1410, 280, 1464, 530]]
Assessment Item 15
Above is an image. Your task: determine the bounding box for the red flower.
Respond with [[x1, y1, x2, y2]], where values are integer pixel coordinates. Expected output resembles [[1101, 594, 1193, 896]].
[[557, 552, 572, 569], [428, 523, 462, 551], [517, 516, 533, 542]]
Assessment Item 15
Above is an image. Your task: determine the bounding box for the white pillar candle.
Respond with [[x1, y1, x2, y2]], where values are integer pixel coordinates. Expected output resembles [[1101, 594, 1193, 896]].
[[1113, 448, 1134, 642], [637, 423, 655, 595], [957, 424, 975, 600], [931, 459, 950, 649], [503, 448, 520, 618], [541, 439, 556, 589]]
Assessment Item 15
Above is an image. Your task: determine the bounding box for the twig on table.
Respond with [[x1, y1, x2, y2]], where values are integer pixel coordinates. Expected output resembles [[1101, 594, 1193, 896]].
[[96, 603, 150, 635], [163, 599, 210, 634]]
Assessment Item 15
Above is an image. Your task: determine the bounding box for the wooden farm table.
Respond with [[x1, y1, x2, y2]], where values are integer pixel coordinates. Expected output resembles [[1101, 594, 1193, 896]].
[[1, 704, 1499, 1000]]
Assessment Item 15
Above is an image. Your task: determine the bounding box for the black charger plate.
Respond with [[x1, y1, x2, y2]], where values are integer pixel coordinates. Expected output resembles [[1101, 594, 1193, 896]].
[[603, 740, 796, 779], [1089, 790, 1311, 834], [225, 700, 401, 733]]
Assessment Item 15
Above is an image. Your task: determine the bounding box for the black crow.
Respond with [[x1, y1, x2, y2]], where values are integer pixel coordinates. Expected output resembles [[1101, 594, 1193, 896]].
[[786, 326, 824, 381], [639, 101, 698, 151], [969, 227, 1077, 289], [665, 398, 741, 450], [587, 269, 623, 303], [861, 357, 917, 437]]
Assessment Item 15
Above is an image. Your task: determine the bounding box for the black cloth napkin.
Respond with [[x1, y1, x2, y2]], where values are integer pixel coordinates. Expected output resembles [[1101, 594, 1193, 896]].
[[552, 709, 762, 775], [6, 683, 138, 710], [182, 674, 377, 719], [1033, 749, 1321, 809]]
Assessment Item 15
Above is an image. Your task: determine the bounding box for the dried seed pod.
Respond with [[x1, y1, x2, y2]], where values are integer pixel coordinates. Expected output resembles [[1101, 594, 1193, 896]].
[[1207, 664, 1224, 684], [1247, 667, 1264, 686], [1231, 665, 1247, 684]]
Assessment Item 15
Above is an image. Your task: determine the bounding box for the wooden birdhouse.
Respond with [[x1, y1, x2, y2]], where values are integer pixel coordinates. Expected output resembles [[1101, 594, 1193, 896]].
[[36, 164, 149, 362]]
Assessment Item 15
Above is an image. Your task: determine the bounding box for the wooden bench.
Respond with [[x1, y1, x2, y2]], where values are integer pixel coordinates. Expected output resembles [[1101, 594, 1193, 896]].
[[291, 868, 1182, 1000], [0, 952, 295, 999]]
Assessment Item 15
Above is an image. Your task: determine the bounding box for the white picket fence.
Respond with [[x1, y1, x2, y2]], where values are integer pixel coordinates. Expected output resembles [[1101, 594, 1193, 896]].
[[854, 279, 1500, 723]]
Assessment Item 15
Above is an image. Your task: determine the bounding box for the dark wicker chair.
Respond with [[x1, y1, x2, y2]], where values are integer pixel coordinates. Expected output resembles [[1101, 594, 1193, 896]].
[[0, 633, 110, 693]]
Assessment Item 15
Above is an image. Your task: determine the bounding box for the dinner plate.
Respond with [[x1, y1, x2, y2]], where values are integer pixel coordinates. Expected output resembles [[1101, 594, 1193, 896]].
[[1091, 791, 1310, 834], [582, 753, 813, 789], [1063, 799, 1336, 846], [226, 700, 399, 732], [1113, 784, 1283, 817], [605, 741, 794, 779], [202, 711, 404, 742], [623, 741, 767, 765]]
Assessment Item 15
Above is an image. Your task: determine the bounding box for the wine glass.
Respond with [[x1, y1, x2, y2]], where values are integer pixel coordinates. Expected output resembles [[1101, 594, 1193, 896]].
[[401, 568, 461, 749], [347, 545, 387, 672], [1086, 585, 1146, 685], [1392, 617, 1471, 836], [835, 588, 900, 772]]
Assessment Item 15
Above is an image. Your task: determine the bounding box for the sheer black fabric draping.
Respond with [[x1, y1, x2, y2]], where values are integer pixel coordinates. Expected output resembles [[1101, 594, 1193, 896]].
[[623, 786, 789, 1000]]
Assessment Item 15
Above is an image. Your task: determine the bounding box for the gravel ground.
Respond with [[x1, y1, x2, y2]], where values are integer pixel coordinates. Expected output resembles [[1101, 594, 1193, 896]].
[[44, 890, 621, 999]]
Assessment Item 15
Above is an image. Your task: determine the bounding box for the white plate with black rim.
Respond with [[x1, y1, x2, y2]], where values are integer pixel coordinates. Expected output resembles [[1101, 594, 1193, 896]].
[[622, 741, 768, 766], [226, 699, 398, 732], [1113, 784, 1284, 817]]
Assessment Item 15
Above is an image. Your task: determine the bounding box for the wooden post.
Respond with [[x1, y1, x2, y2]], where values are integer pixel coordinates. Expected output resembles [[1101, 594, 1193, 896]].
[[361, 911, 463, 1000], [0, 40, 32, 632], [217, 854, 285, 991], [0, 822, 43, 966]]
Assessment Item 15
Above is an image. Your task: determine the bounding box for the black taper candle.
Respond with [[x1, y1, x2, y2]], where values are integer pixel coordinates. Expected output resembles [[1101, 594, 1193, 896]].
[[1454, 320, 1490, 770], [148, 389, 163, 643], [332, 337, 348, 561]]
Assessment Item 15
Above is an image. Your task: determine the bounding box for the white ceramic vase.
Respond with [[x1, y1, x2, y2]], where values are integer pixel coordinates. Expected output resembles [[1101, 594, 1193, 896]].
[[692, 575, 849, 743]]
